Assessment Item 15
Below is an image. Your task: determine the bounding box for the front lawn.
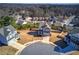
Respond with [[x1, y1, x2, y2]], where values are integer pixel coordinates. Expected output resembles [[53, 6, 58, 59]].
[[0, 46, 18, 55], [17, 30, 42, 44]]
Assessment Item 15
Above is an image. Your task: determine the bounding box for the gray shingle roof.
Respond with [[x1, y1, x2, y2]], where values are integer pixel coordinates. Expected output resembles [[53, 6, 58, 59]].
[[0, 25, 16, 37], [69, 27, 79, 34]]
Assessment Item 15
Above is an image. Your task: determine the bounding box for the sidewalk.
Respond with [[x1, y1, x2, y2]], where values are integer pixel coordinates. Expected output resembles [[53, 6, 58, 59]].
[[41, 36, 50, 43], [9, 42, 25, 49]]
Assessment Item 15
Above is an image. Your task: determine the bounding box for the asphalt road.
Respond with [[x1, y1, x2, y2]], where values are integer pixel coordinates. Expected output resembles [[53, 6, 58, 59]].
[[20, 42, 61, 55]]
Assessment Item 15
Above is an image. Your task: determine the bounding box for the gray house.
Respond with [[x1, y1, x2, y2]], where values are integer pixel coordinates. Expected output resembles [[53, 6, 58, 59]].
[[0, 25, 20, 45], [70, 16, 79, 27], [37, 24, 51, 36], [65, 16, 79, 31]]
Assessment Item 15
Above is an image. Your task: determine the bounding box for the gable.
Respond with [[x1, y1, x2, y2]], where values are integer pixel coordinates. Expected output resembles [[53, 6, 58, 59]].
[[0, 25, 16, 37], [0, 28, 5, 36]]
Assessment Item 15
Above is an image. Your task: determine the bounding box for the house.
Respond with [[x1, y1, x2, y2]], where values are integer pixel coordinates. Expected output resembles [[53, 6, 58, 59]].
[[65, 16, 79, 31], [0, 25, 20, 45], [63, 16, 75, 27], [52, 16, 75, 28], [16, 17, 25, 25], [48, 16, 57, 24], [37, 23, 51, 36], [55, 27, 79, 53], [16, 14, 33, 25], [25, 17, 32, 22], [64, 33, 79, 50], [70, 16, 79, 27], [54, 21, 63, 27]]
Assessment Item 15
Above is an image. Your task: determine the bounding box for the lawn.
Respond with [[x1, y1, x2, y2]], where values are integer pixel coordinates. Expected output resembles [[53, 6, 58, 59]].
[[0, 46, 18, 55], [17, 30, 42, 44], [49, 32, 60, 43], [49, 32, 67, 43]]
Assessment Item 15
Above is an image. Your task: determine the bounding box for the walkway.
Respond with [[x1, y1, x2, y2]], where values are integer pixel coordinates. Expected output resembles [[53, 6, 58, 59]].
[[9, 42, 25, 49], [41, 36, 50, 43]]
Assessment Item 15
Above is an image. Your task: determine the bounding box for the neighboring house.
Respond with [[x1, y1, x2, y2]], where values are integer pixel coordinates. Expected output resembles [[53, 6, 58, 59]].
[[61, 30, 79, 53], [48, 16, 57, 24], [64, 33, 79, 49], [32, 17, 50, 21], [16, 15, 33, 25], [54, 21, 63, 27], [65, 16, 79, 31], [16, 17, 25, 25], [56, 27, 79, 53], [15, 14, 24, 24], [37, 24, 51, 36], [15, 14, 22, 20], [25, 17, 32, 22], [52, 16, 75, 27], [63, 16, 75, 27], [0, 25, 20, 45], [70, 16, 79, 27]]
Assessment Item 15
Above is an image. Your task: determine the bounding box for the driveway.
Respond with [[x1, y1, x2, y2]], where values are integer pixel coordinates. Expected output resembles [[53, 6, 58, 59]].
[[42, 36, 50, 43]]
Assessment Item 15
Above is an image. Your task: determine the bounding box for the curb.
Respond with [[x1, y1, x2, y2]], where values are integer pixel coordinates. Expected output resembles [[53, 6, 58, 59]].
[[15, 40, 41, 55]]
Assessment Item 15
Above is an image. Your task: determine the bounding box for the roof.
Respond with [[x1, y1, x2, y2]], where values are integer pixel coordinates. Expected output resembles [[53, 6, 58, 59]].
[[64, 16, 75, 25], [0, 25, 16, 37], [70, 16, 79, 24], [39, 25, 51, 33], [20, 42, 61, 55], [49, 16, 57, 22], [69, 27, 79, 34], [54, 40, 68, 49], [16, 18, 24, 24], [54, 21, 62, 26], [69, 33, 79, 45]]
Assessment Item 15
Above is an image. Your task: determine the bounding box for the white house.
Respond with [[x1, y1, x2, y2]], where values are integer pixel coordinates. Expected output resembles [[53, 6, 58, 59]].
[[16, 15, 33, 25], [25, 17, 32, 22], [16, 17, 25, 25], [0, 25, 20, 45]]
